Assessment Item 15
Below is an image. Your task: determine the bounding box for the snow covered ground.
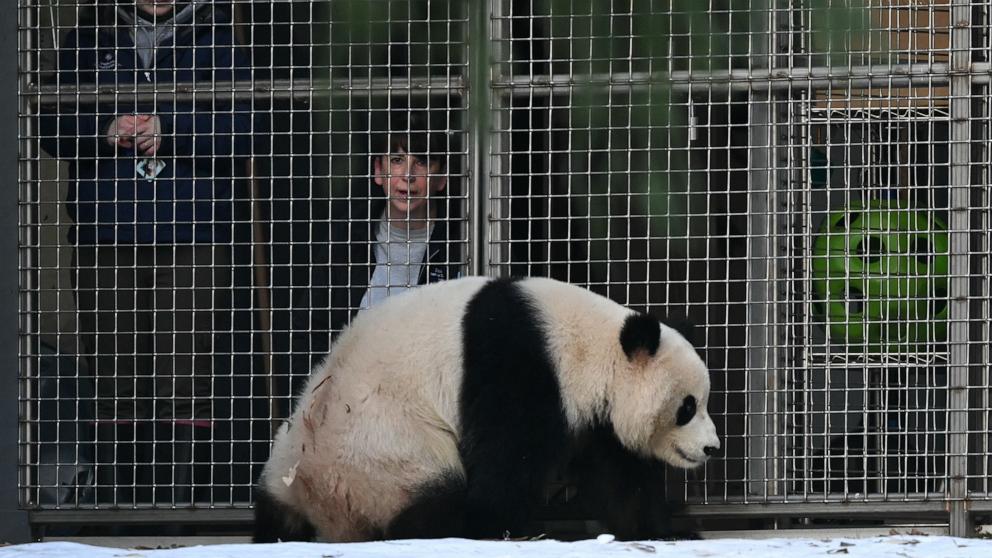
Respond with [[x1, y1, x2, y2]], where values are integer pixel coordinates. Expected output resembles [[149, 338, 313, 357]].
[[2, 534, 991, 558]]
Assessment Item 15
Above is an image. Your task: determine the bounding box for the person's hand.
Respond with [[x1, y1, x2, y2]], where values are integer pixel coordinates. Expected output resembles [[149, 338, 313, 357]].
[[133, 114, 162, 155], [106, 114, 138, 148]]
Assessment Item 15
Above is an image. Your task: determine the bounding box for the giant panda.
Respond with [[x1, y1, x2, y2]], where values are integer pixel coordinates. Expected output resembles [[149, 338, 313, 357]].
[[254, 276, 720, 542]]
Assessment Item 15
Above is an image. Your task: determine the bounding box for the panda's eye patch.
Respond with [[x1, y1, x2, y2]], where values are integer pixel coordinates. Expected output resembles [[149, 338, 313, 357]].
[[676, 395, 697, 426]]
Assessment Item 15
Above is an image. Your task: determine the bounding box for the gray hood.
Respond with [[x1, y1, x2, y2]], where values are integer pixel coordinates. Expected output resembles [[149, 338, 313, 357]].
[[117, 2, 202, 69]]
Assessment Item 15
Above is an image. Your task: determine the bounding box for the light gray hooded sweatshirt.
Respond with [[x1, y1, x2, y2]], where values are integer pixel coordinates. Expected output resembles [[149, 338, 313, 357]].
[[117, 1, 202, 69]]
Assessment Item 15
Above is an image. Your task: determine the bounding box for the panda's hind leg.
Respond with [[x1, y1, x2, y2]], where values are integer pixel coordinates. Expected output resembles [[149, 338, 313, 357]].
[[384, 471, 468, 539], [253, 485, 317, 543]]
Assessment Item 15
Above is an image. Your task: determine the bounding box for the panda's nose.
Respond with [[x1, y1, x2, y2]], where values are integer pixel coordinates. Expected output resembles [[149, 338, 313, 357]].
[[703, 445, 719, 457]]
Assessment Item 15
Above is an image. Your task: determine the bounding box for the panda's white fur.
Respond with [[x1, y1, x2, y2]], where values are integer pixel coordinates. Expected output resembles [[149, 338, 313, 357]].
[[260, 277, 486, 540], [256, 276, 719, 542]]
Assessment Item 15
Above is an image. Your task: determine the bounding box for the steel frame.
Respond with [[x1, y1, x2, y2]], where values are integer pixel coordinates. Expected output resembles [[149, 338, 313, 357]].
[[12, 0, 992, 539]]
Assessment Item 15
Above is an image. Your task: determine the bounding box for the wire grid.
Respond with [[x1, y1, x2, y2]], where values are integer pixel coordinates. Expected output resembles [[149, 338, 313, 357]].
[[488, 0, 990, 522], [13, 0, 992, 534], [17, 0, 469, 515], [786, 105, 953, 502], [775, 0, 989, 512]]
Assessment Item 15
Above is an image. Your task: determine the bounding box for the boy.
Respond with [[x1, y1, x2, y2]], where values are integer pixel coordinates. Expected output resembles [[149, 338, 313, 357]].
[[290, 110, 463, 378]]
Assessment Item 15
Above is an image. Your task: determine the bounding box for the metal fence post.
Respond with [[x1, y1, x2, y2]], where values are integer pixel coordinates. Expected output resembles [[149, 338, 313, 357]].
[[468, 0, 492, 277], [946, 0, 975, 538], [1, 0, 31, 544], [746, 0, 779, 500]]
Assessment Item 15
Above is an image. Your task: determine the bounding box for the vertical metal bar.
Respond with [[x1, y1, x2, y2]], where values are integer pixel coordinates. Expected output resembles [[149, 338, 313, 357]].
[[746, 0, 774, 499], [485, 0, 506, 277], [946, 0, 973, 539], [467, 0, 492, 276], [2, 0, 31, 542], [20, 0, 38, 512]]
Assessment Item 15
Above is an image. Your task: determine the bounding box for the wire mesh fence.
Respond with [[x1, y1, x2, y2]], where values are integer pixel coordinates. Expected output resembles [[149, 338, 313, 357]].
[[13, 0, 991, 537]]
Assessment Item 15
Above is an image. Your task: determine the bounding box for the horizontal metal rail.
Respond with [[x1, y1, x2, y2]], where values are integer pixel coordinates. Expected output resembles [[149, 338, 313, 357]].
[[24, 61, 991, 106], [25, 76, 467, 106], [32, 499, 985, 524], [682, 501, 951, 518], [493, 62, 992, 93], [29, 509, 253, 525]]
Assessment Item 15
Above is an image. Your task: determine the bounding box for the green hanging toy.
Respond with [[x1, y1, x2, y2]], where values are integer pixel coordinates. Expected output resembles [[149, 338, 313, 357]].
[[811, 201, 949, 348]]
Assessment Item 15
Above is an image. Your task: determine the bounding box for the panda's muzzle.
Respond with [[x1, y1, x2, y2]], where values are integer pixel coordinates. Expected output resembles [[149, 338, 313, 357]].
[[674, 446, 702, 465]]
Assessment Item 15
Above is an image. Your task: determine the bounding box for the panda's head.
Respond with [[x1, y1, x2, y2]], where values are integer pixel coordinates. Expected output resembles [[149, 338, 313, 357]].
[[611, 313, 720, 469]]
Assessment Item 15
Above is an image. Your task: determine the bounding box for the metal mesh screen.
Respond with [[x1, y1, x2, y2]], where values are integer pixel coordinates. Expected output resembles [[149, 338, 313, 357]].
[[15, 0, 992, 535], [487, 0, 991, 531], [17, 0, 470, 525]]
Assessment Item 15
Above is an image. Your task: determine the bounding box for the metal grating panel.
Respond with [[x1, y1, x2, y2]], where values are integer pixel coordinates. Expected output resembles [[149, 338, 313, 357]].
[[13, 0, 992, 536]]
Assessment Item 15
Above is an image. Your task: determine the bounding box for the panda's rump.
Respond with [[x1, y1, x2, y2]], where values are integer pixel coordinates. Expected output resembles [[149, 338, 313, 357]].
[[262, 277, 489, 540], [281, 376, 463, 539]]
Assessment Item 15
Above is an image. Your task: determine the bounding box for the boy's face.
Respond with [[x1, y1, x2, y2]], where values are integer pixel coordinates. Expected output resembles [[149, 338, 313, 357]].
[[373, 149, 447, 222], [137, 1, 175, 17]]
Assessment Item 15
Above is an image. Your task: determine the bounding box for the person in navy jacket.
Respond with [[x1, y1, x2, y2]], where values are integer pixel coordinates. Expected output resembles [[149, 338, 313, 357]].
[[38, 0, 258, 506]]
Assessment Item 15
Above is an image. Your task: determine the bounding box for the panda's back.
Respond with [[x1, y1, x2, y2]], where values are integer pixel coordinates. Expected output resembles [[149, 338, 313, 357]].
[[304, 275, 492, 427], [319, 275, 626, 432]]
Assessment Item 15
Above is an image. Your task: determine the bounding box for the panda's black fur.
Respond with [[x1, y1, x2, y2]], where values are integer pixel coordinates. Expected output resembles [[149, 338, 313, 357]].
[[253, 479, 316, 543], [567, 424, 695, 540], [254, 276, 718, 542], [455, 278, 571, 537]]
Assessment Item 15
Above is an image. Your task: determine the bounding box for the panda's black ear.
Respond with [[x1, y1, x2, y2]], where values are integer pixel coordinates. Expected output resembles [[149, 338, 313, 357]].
[[662, 315, 696, 346], [620, 313, 661, 361]]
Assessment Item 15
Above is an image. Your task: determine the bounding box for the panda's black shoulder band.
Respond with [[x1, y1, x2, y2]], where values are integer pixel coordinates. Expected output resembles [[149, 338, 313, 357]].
[[619, 313, 660, 360]]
